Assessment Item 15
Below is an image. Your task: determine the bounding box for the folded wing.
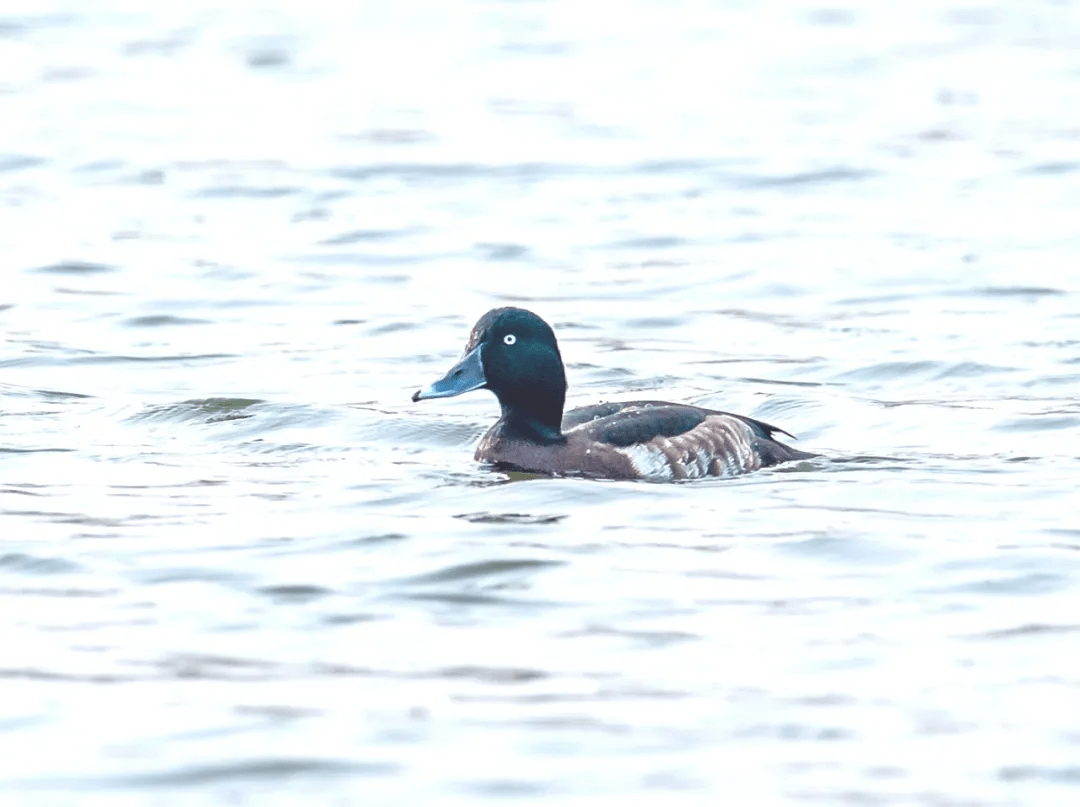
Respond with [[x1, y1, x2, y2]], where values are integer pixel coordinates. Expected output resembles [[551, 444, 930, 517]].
[[564, 401, 813, 480]]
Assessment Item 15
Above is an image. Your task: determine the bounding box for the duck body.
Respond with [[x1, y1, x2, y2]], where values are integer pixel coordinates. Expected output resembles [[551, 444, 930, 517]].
[[480, 400, 813, 481], [412, 307, 816, 481]]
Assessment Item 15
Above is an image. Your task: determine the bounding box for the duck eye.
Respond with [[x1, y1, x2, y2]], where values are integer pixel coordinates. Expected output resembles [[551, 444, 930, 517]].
[[503, 334, 517, 345]]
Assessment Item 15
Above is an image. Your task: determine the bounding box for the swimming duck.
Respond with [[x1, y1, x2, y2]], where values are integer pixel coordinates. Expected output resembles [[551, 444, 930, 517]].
[[412, 307, 816, 480]]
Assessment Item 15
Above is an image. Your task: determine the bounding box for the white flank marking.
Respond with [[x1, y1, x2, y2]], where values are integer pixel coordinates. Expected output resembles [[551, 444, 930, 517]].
[[687, 450, 709, 478], [620, 443, 674, 480]]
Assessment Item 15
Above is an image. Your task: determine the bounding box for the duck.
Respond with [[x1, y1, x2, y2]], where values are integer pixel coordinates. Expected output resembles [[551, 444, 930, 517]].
[[411, 307, 816, 480]]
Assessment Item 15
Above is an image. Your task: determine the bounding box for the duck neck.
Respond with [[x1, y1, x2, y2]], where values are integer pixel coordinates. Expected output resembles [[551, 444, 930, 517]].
[[497, 396, 565, 445]]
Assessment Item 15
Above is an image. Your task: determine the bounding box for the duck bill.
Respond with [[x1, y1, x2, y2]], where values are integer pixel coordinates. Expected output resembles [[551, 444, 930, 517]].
[[412, 345, 487, 401]]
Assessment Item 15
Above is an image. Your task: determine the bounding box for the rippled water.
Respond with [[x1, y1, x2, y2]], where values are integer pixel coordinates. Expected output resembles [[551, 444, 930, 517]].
[[2, 1, 1080, 804]]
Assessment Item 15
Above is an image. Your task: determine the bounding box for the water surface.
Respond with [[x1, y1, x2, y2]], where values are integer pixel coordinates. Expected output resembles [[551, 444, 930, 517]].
[[2, 1, 1080, 804]]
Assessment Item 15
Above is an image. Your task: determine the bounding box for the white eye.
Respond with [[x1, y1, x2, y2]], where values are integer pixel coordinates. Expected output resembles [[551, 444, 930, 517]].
[[503, 334, 517, 345]]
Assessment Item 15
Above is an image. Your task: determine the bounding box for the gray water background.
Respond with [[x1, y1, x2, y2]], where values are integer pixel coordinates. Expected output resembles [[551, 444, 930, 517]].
[[2, 1, 1080, 804]]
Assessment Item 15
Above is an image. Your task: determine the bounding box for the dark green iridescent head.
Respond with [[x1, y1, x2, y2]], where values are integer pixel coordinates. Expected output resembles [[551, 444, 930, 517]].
[[412, 307, 567, 439]]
